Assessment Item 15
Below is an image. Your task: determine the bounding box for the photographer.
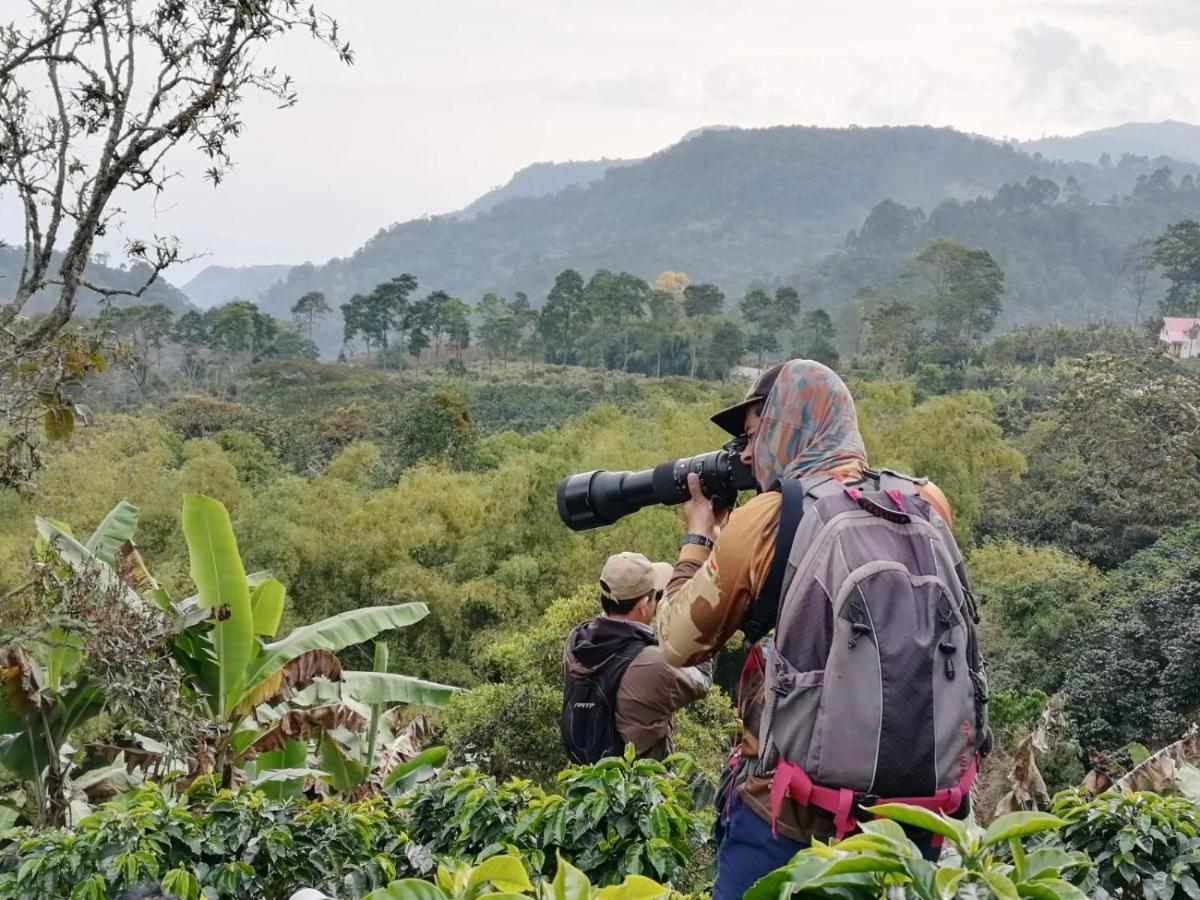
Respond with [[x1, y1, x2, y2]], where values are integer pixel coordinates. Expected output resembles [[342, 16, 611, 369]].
[[561, 552, 712, 763], [658, 359, 984, 900]]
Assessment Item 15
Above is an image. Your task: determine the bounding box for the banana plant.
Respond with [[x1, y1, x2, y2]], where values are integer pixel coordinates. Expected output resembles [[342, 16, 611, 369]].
[[0, 501, 142, 827], [171, 493, 461, 783], [745, 803, 1090, 900], [6, 495, 460, 808]]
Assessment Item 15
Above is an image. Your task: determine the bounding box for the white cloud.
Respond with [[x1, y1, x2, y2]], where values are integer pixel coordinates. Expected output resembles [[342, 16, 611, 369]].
[[6, 0, 1198, 280]]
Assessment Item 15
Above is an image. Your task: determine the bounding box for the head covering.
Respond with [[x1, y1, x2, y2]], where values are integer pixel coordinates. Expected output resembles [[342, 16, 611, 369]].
[[747, 359, 866, 490], [711, 362, 786, 436], [599, 552, 673, 603]]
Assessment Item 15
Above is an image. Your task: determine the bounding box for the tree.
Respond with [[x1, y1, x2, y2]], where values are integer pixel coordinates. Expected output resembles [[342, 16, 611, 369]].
[[853, 199, 925, 251], [206, 300, 277, 364], [0, 0, 351, 488], [539, 270, 588, 365], [340, 275, 418, 366], [1119, 239, 1157, 326], [863, 300, 921, 371], [442, 297, 472, 360], [979, 351, 1200, 568], [795, 308, 839, 368], [740, 289, 778, 369], [582, 270, 650, 371], [907, 239, 1004, 340], [104, 303, 175, 387], [291, 292, 331, 340], [701, 317, 745, 379], [681, 283, 724, 377], [477, 293, 520, 370], [1151, 220, 1200, 317]]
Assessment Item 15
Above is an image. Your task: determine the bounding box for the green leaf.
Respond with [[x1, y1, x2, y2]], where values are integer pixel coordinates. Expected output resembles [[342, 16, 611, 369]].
[[182, 494, 254, 719], [549, 854, 594, 900], [250, 578, 286, 638], [383, 746, 449, 792], [318, 732, 368, 792], [981, 812, 1066, 847], [867, 803, 968, 846], [84, 501, 138, 564], [1127, 742, 1151, 766], [364, 880, 450, 900], [1018, 878, 1089, 900], [467, 856, 533, 895], [935, 866, 968, 896], [596, 874, 673, 899], [45, 629, 83, 691], [982, 869, 1020, 900], [240, 604, 430, 696], [1020, 848, 1086, 882], [161, 868, 201, 900]]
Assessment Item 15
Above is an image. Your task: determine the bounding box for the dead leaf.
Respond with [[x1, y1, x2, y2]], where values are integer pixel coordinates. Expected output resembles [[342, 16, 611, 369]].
[[239, 649, 343, 714], [244, 703, 367, 756], [995, 695, 1066, 815], [0, 647, 46, 715], [117, 540, 160, 595], [1116, 724, 1200, 795]]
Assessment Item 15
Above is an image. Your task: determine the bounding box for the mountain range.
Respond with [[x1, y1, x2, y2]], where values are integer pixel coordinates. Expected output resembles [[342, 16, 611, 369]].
[[10, 121, 1200, 352]]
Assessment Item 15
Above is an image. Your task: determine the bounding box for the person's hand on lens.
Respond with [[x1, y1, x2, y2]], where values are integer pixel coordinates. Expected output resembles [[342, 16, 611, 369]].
[[683, 472, 719, 540]]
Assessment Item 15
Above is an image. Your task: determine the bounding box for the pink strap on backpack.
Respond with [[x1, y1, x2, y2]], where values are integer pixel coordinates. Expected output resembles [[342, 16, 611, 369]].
[[769, 757, 978, 841]]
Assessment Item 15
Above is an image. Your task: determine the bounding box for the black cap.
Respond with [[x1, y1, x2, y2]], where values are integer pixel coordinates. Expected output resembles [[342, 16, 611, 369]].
[[710, 362, 785, 436]]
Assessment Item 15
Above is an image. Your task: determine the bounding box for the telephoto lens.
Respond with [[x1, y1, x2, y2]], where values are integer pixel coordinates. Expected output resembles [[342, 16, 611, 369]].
[[556, 438, 755, 531]]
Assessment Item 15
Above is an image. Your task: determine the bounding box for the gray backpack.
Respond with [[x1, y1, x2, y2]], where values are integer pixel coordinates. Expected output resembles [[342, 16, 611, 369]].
[[753, 470, 990, 839]]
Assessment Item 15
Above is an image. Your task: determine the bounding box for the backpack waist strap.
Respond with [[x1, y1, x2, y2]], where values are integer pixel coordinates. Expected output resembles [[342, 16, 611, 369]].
[[768, 757, 978, 841]]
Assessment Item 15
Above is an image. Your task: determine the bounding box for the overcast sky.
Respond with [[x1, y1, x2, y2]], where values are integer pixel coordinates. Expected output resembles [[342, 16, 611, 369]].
[[13, 0, 1200, 280]]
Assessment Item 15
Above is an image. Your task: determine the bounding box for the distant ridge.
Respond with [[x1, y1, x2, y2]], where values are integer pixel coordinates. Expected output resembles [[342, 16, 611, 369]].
[[1021, 120, 1200, 165], [182, 264, 295, 309]]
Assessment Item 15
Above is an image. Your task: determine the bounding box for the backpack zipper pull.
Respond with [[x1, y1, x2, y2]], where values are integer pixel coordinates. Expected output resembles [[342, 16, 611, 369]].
[[938, 640, 956, 679], [849, 622, 871, 648]]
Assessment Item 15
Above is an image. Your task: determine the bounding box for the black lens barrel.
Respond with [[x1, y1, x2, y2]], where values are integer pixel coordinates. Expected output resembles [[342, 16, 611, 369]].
[[555, 446, 756, 531]]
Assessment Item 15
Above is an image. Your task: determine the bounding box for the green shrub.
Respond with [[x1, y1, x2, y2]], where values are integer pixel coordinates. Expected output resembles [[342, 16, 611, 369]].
[[364, 853, 678, 900], [0, 783, 408, 900], [444, 682, 565, 783], [400, 752, 709, 890], [746, 803, 1087, 900], [1049, 788, 1200, 900]]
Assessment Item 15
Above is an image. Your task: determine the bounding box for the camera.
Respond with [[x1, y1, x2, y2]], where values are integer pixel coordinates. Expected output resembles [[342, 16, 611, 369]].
[[556, 437, 756, 531]]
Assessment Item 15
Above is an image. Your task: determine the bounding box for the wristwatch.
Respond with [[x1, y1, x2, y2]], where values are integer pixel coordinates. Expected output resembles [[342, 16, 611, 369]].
[[679, 533, 715, 550]]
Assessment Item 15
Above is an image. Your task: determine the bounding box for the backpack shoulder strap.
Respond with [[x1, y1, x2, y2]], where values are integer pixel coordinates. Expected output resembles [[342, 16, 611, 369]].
[[742, 478, 808, 644]]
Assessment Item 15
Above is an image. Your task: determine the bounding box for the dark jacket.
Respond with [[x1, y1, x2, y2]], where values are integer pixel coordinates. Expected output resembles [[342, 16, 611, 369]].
[[563, 616, 712, 760]]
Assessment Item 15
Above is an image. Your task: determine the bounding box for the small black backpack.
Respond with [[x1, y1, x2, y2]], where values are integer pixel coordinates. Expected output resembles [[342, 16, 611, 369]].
[[560, 633, 648, 764]]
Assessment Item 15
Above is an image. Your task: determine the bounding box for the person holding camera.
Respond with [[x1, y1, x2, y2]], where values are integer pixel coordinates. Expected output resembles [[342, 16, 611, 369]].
[[560, 551, 713, 763], [658, 359, 990, 900]]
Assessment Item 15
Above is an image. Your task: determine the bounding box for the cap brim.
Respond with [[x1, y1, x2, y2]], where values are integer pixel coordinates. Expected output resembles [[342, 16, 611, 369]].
[[651, 562, 673, 593], [711, 397, 761, 437]]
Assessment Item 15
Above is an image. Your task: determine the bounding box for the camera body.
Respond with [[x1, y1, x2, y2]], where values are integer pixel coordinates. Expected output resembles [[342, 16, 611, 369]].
[[556, 437, 756, 531]]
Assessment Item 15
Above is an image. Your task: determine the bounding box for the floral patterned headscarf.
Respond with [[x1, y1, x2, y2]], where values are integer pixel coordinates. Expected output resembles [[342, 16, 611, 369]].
[[749, 359, 866, 490]]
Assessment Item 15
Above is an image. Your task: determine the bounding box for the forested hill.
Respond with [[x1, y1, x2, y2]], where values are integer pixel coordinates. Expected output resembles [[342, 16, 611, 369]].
[[1021, 121, 1200, 165], [798, 168, 1200, 330], [0, 246, 193, 318], [454, 158, 638, 219], [258, 125, 1197, 347], [181, 264, 294, 309]]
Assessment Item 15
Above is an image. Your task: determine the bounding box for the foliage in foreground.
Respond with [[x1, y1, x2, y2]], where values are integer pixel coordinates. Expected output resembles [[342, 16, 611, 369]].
[[401, 751, 708, 888], [0, 752, 709, 899], [1050, 788, 1200, 900], [746, 804, 1087, 900], [363, 853, 679, 900]]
